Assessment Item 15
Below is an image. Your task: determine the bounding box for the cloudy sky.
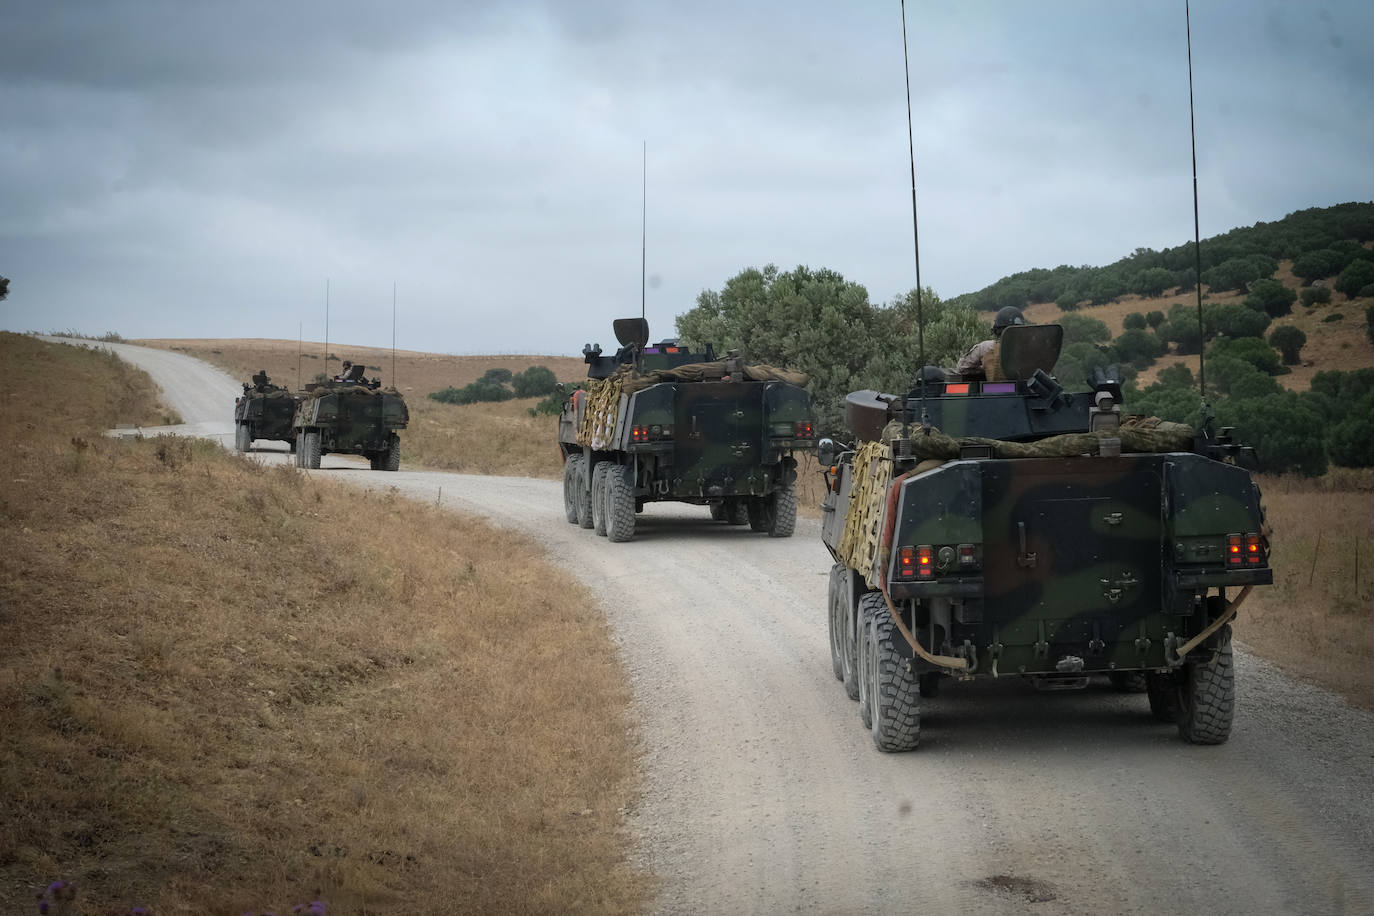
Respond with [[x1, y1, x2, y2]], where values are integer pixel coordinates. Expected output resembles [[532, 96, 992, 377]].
[[2, 1, 1371, 356]]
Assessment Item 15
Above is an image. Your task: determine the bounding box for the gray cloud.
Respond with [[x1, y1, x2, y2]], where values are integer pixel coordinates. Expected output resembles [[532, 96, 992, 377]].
[[2, 1, 1371, 356]]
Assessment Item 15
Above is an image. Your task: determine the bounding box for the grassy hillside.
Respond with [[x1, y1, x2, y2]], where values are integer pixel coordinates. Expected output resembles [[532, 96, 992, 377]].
[[0, 334, 647, 913]]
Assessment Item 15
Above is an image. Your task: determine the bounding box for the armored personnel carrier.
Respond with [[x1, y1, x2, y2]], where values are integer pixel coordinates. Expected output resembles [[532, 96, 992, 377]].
[[558, 318, 818, 542], [233, 370, 300, 452], [293, 362, 409, 471], [820, 324, 1272, 751]]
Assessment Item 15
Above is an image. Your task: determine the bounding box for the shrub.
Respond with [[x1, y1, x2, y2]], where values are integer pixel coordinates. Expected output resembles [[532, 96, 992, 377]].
[[1207, 303, 1271, 339], [1268, 325, 1307, 365], [1367, 304, 1374, 345], [1202, 254, 1277, 293], [1327, 392, 1374, 467], [1113, 328, 1163, 367], [1217, 392, 1328, 477], [1058, 312, 1112, 345], [1056, 291, 1081, 312], [1123, 312, 1147, 330], [1335, 259, 1374, 298], [1156, 362, 1194, 389], [1145, 310, 1166, 329], [1243, 278, 1297, 318], [1291, 248, 1347, 283], [511, 366, 558, 398], [1209, 337, 1283, 376], [1323, 313, 1344, 323], [1300, 286, 1332, 307]]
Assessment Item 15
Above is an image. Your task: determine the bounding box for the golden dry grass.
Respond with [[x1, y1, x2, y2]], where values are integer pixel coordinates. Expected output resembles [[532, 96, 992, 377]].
[[136, 337, 581, 476], [0, 335, 648, 913], [1237, 470, 1374, 711]]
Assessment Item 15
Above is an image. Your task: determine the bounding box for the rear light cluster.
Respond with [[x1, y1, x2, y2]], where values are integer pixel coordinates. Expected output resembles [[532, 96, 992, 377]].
[[897, 543, 980, 580], [794, 421, 814, 439], [770, 421, 815, 439], [1227, 532, 1265, 567], [630, 424, 673, 443]]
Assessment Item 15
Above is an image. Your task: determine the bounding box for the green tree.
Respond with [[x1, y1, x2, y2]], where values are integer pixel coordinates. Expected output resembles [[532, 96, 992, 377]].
[[511, 365, 558, 398], [1291, 248, 1347, 283], [1268, 326, 1307, 365], [480, 368, 513, 385], [0, 276, 8, 301], [1124, 382, 1201, 424], [1336, 259, 1374, 298], [1054, 341, 1117, 389], [1145, 309, 1166, 329], [1055, 290, 1081, 312], [1156, 362, 1194, 389], [1201, 254, 1277, 293], [1243, 278, 1297, 317], [1123, 312, 1147, 330], [1217, 392, 1327, 476], [1207, 304, 1271, 340], [1327, 392, 1374, 467], [1057, 312, 1111, 345], [1132, 267, 1175, 297], [1209, 337, 1282, 376], [1367, 304, 1374, 345], [1087, 273, 1124, 305], [1112, 328, 1163, 367], [1300, 286, 1332, 307]]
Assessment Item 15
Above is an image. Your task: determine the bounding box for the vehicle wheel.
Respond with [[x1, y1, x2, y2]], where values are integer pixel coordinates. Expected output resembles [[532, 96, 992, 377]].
[[726, 500, 750, 525], [827, 564, 846, 681], [1176, 624, 1235, 745], [591, 462, 611, 537], [856, 592, 885, 730], [293, 433, 303, 467], [1146, 671, 1180, 722], [605, 464, 637, 543], [562, 455, 582, 524], [574, 457, 594, 529], [710, 502, 728, 522], [383, 433, 401, 471], [1108, 671, 1148, 693], [766, 479, 797, 538], [301, 430, 321, 469], [841, 584, 861, 701], [235, 422, 251, 452], [868, 599, 922, 752]]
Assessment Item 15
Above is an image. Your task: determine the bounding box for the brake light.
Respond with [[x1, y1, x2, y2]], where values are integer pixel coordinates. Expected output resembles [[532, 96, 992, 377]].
[[1227, 534, 1242, 566], [1245, 532, 1263, 566], [898, 546, 916, 579], [794, 421, 814, 439], [917, 545, 933, 579], [631, 426, 647, 443]]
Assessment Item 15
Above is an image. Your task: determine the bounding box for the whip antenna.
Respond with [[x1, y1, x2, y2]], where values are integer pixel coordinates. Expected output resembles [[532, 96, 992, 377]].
[[900, 0, 928, 432], [1185, 0, 1210, 424], [392, 281, 397, 385], [324, 277, 330, 377], [641, 140, 647, 321], [297, 321, 302, 389]]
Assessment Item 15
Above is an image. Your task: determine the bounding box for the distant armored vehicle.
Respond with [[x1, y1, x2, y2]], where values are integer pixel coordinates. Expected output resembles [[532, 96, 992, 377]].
[[558, 318, 818, 542], [820, 324, 1272, 750], [293, 362, 409, 471], [234, 370, 300, 452]]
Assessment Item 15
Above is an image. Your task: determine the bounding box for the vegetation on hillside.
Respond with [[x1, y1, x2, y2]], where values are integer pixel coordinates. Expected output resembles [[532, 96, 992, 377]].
[[429, 365, 560, 405]]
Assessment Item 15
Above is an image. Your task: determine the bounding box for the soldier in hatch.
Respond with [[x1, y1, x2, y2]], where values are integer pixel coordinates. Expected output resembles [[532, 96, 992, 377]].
[[955, 306, 1026, 378]]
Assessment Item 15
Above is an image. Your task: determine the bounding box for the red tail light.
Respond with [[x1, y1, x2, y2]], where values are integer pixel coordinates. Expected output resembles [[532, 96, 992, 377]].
[[1227, 533, 1243, 566], [898, 546, 916, 579], [1245, 532, 1263, 566], [794, 421, 814, 439], [917, 545, 933, 580]]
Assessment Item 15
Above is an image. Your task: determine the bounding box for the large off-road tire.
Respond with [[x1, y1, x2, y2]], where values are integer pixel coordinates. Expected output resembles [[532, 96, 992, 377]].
[[1146, 671, 1180, 722], [1108, 671, 1148, 693], [726, 500, 750, 526], [562, 455, 582, 524], [235, 422, 251, 452], [748, 482, 797, 537], [1176, 624, 1235, 745], [855, 592, 885, 730], [709, 502, 728, 522], [841, 583, 861, 701], [382, 433, 401, 471], [827, 564, 846, 681], [293, 433, 302, 467], [605, 464, 636, 543], [867, 599, 922, 752], [573, 456, 595, 529], [300, 430, 321, 469], [591, 462, 611, 537]]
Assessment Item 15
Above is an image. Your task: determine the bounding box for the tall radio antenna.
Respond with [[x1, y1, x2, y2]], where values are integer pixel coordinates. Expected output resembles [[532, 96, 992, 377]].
[[297, 321, 302, 389], [900, 0, 929, 432], [641, 140, 647, 321], [324, 277, 330, 375], [391, 282, 398, 385], [1185, 0, 1210, 426]]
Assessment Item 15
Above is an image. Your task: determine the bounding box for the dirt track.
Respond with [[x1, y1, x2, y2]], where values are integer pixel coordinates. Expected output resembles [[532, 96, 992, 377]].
[[61, 338, 1374, 914]]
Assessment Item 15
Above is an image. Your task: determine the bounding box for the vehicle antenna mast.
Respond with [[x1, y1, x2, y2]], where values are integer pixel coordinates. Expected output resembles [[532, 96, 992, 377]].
[[1185, 0, 1211, 430], [900, 0, 929, 434], [324, 277, 330, 378], [392, 281, 397, 386], [297, 321, 302, 390], [641, 140, 647, 321]]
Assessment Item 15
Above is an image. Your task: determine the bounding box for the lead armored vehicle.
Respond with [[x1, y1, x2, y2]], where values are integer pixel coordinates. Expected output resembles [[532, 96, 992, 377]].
[[233, 370, 300, 453], [820, 324, 1272, 750], [559, 318, 818, 542], [293, 362, 408, 470]]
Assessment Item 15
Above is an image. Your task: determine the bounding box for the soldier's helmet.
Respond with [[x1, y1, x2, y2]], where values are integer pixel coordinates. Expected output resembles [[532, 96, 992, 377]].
[[993, 306, 1027, 334]]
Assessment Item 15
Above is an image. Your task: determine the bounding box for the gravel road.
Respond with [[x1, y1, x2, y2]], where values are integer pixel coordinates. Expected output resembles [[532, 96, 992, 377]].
[[59, 338, 1374, 915]]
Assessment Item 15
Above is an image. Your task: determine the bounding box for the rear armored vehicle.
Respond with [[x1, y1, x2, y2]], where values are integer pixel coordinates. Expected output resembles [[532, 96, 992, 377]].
[[234, 370, 300, 452], [559, 318, 818, 542], [820, 324, 1272, 750], [293, 362, 409, 471]]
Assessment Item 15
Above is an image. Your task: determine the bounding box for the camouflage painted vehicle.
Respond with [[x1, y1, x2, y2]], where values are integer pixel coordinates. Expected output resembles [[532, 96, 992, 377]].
[[233, 371, 300, 453], [293, 363, 408, 471], [558, 318, 818, 542], [820, 324, 1272, 751]]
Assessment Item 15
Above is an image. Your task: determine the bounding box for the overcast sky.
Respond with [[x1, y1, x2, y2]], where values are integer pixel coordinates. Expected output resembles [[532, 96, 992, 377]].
[[3, 1, 1371, 356]]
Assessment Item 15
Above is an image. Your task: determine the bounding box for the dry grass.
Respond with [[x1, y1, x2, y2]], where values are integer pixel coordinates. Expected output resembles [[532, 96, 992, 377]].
[[1238, 471, 1374, 710], [136, 337, 582, 476], [0, 336, 648, 913], [2, 331, 182, 429], [1020, 260, 1374, 389]]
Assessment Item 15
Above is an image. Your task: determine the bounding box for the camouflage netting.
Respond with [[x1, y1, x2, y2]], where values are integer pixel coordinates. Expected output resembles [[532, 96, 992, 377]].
[[246, 388, 295, 398], [303, 385, 401, 399], [837, 441, 893, 582], [576, 362, 811, 449], [875, 415, 1195, 458]]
